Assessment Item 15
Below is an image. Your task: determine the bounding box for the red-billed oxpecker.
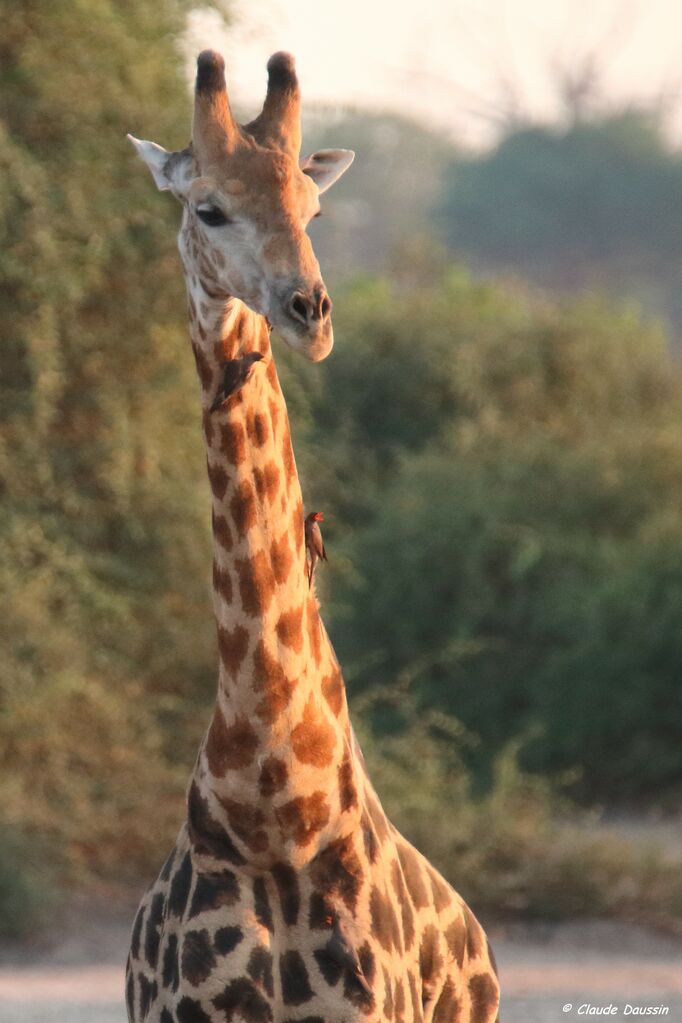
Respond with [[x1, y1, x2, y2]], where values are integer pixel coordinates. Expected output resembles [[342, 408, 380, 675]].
[[304, 510, 327, 588]]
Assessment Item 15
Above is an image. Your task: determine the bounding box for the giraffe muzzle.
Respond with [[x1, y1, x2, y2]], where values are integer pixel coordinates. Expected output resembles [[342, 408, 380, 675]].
[[272, 284, 334, 362]]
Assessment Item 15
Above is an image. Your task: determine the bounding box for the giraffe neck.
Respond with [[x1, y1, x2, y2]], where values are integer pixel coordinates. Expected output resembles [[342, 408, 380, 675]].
[[185, 278, 361, 870]]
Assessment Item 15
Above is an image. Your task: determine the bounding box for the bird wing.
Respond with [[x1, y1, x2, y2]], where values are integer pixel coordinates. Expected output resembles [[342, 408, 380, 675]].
[[221, 361, 242, 398], [312, 523, 327, 560], [327, 923, 372, 996], [352, 966, 372, 997]]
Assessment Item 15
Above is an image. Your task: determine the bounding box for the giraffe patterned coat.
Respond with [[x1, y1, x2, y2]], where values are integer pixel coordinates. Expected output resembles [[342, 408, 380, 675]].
[[125, 48, 501, 1023]]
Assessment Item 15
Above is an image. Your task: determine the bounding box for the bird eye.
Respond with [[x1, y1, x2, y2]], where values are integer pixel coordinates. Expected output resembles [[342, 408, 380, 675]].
[[196, 205, 230, 227]]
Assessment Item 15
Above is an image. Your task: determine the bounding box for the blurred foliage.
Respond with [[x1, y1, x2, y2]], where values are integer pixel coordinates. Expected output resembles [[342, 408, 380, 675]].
[[0, 0, 215, 880], [301, 110, 456, 282], [437, 110, 682, 335], [1, 0, 681, 936], [295, 262, 682, 800], [356, 699, 682, 929]]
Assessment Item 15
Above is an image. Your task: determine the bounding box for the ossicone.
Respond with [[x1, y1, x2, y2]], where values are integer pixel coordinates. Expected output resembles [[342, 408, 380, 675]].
[[195, 49, 227, 96], [192, 49, 240, 171], [244, 51, 302, 159]]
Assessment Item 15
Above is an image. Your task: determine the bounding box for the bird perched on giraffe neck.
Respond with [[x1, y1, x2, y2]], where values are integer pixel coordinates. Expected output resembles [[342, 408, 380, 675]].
[[304, 510, 327, 588], [322, 910, 373, 998], [210, 352, 263, 412]]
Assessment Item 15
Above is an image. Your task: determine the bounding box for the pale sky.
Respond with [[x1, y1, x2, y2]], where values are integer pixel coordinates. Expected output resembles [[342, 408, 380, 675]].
[[185, 0, 682, 148]]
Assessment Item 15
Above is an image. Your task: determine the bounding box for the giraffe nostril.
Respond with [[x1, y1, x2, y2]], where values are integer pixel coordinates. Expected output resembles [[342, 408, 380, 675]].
[[290, 292, 310, 325], [288, 287, 331, 327]]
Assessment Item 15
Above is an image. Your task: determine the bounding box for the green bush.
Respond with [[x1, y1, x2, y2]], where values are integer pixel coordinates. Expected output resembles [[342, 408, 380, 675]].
[[356, 697, 682, 929], [298, 269, 682, 799], [437, 112, 682, 332], [0, 0, 216, 881]]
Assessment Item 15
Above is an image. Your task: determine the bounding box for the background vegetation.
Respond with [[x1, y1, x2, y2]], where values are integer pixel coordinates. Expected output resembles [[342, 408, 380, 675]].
[[1, 0, 681, 935]]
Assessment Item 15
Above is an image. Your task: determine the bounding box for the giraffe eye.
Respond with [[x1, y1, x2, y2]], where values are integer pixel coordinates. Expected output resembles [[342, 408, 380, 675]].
[[196, 205, 230, 227]]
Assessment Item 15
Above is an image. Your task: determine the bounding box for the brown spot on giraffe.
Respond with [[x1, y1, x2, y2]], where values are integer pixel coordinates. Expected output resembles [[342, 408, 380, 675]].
[[282, 437, 296, 485], [253, 459, 280, 506], [370, 884, 402, 953], [270, 529, 293, 585], [213, 560, 232, 604], [181, 929, 217, 986], [408, 972, 422, 1021], [382, 968, 394, 1020], [394, 977, 406, 1021], [275, 791, 330, 846], [321, 667, 344, 716], [469, 973, 500, 1023], [338, 748, 358, 812], [207, 459, 229, 500], [463, 905, 485, 961], [236, 549, 275, 618], [252, 638, 297, 722], [220, 419, 247, 466], [445, 915, 468, 969], [213, 511, 233, 552], [434, 979, 462, 1022], [252, 411, 270, 447], [291, 696, 336, 767], [266, 357, 279, 388], [230, 479, 258, 536], [361, 811, 379, 865], [419, 923, 445, 989], [276, 602, 304, 652], [247, 945, 275, 996], [217, 623, 249, 677], [391, 859, 417, 950], [207, 710, 259, 774], [217, 794, 269, 853], [258, 755, 289, 797], [213, 979, 272, 1023]]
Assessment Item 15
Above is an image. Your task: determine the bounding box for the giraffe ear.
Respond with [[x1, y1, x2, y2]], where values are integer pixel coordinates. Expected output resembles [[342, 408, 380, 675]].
[[300, 149, 355, 194], [127, 135, 193, 195]]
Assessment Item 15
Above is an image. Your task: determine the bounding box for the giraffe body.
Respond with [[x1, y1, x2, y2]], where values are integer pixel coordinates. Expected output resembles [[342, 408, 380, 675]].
[[126, 50, 500, 1023]]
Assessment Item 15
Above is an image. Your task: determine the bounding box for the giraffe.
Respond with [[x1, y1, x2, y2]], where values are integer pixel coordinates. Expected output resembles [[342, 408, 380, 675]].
[[125, 50, 501, 1023]]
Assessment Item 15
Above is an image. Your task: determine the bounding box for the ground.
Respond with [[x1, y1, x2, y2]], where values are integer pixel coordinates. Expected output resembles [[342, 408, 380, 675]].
[[1, 897, 681, 1023]]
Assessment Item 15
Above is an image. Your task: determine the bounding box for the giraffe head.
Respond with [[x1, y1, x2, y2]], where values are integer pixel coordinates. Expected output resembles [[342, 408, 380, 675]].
[[129, 51, 354, 362]]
